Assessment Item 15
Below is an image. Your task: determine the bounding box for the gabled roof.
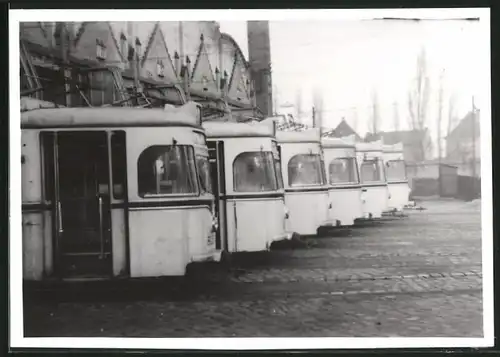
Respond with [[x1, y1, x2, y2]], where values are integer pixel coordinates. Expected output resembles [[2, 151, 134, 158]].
[[446, 110, 480, 141], [220, 33, 249, 68], [227, 54, 250, 101], [190, 34, 218, 94], [324, 119, 361, 140], [139, 22, 178, 82], [73, 22, 125, 63]]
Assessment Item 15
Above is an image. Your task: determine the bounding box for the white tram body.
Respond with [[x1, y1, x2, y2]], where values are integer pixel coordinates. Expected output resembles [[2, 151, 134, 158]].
[[321, 137, 363, 226], [276, 129, 332, 235], [382, 143, 411, 212], [355, 140, 390, 219], [21, 104, 218, 281], [203, 121, 290, 253]]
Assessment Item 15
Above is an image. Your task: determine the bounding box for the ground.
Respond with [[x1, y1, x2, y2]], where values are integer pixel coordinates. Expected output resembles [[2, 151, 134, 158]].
[[23, 199, 483, 338]]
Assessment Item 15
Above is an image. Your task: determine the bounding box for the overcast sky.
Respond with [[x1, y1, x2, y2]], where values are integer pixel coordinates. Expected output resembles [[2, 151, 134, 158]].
[[219, 18, 486, 142]]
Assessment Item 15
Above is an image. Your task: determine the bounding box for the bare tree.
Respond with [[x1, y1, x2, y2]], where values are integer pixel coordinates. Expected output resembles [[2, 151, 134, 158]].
[[393, 101, 400, 131], [371, 89, 380, 135], [444, 93, 460, 161], [446, 92, 459, 137], [437, 69, 445, 163], [408, 47, 432, 161]]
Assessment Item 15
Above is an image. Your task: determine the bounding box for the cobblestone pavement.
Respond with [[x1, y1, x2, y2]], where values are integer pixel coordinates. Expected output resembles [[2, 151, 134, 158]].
[[23, 199, 483, 338]]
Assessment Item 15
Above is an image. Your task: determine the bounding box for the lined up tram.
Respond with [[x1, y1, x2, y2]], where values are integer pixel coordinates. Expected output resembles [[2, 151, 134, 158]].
[[276, 129, 333, 236], [21, 103, 219, 281], [203, 120, 290, 254], [321, 137, 363, 227], [382, 143, 411, 213], [355, 140, 390, 220]]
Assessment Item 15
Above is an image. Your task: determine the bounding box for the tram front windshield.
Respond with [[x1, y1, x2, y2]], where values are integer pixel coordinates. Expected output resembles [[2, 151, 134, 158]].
[[329, 157, 359, 185], [385, 160, 407, 182], [233, 151, 278, 192], [288, 154, 326, 187], [138, 145, 198, 196], [360, 158, 385, 183]]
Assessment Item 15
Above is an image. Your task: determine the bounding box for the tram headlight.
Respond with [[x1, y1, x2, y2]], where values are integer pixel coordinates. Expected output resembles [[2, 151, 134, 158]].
[[284, 206, 290, 220], [211, 215, 218, 232]]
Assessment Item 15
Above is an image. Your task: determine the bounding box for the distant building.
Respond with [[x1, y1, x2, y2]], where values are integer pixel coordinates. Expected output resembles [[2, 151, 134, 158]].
[[445, 110, 480, 177], [365, 128, 432, 163], [19, 21, 260, 121], [322, 119, 362, 141]]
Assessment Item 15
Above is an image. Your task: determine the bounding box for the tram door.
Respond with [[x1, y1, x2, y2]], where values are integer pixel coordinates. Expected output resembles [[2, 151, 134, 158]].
[[207, 140, 227, 252], [43, 131, 113, 278]]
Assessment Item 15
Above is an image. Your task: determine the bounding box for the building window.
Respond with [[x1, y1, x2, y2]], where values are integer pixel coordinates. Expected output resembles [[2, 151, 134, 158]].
[[201, 75, 209, 91], [137, 145, 198, 197], [120, 33, 127, 60], [156, 60, 165, 77], [96, 39, 107, 60], [88, 70, 115, 106], [35, 66, 66, 106]]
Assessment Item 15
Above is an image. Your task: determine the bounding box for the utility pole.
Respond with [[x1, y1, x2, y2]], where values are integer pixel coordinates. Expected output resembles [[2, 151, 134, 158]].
[[437, 70, 444, 196], [472, 96, 477, 197], [312, 106, 316, 129], [273, 85, 278, 115]]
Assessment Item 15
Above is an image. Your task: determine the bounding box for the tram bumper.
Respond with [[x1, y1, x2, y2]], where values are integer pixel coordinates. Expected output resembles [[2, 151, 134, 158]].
[[269, 231, 294, 246], [191, 250, 222, 263]]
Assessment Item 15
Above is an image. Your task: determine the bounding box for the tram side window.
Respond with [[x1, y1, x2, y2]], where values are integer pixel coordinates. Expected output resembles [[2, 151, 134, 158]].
[[272, 143, 284, 189], [386, 160, 407, 182], [329, 158, 359, 185], [360, 159, 383, 183], [40, 132, 55, 201], [288, 154, 325, 187], [233, 152, 277, 192], [196, 155, 213, 194], [138, 145, 198, 197], [111, 131, 126, 199]]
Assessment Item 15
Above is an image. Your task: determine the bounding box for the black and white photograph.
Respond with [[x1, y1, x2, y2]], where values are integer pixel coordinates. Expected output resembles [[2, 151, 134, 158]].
[[9, 8, 492, 351]]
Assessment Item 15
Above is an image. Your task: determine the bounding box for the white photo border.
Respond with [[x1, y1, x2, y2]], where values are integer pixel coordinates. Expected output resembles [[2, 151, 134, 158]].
[[9, 7, 493, 350]]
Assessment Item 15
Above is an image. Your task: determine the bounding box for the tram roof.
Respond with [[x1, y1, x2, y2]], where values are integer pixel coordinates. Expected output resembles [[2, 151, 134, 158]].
[[383, 143, 404, 153], [321, 137, 356, 149], [355, 140, 384, 152], [203, 121, 275, 139], [21, 104, 202, 129], [276, 128, 321, 144]]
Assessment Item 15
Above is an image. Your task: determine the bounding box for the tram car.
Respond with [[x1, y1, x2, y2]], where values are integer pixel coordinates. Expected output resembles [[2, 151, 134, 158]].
[[203, 120, 291, 254], [355, 140, 390, 219], [21, 102, 219, 281], [382, 143, 411, 213], [276, 128, 333, 236], [321, 136, 363, 226]]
